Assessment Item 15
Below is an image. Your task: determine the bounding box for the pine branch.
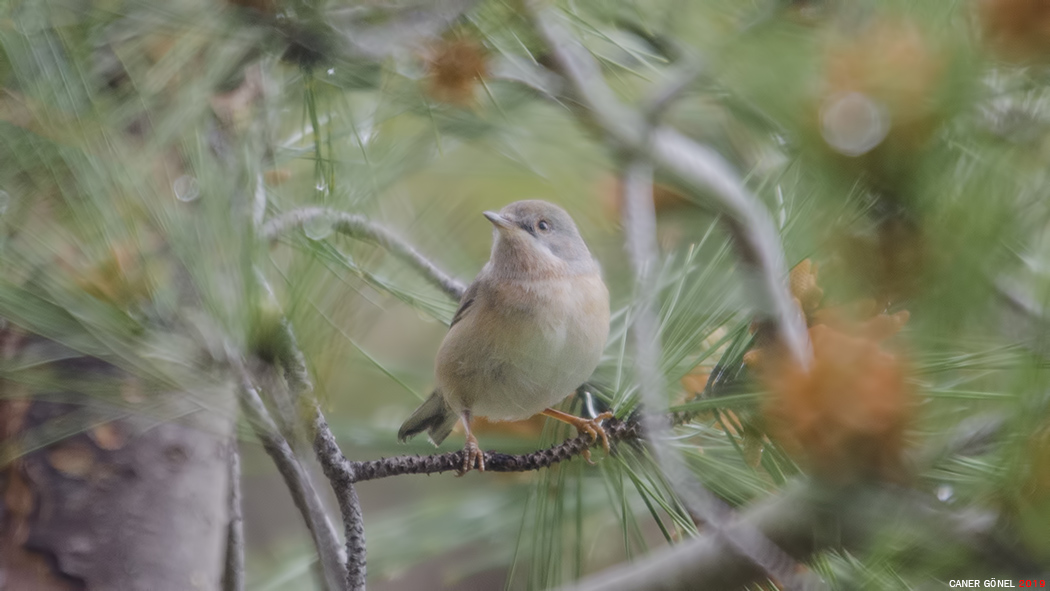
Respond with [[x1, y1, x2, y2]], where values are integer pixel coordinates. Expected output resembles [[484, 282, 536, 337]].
[[552, 480, 827, 591], [222, 439, 245, 591], [553, 475, 1035, 591], [524, 1, 811, 369], [262, 208, 467, 301], [995, 277, 1050, 360], [254, 177, 368, 590], [619, 155, 812, 590], [312, 404, 367, 591], [642, 60, 704, 122], [549, 406, 1027, 591], [352, 417, 642, 481], [231, 354, 350, 591]]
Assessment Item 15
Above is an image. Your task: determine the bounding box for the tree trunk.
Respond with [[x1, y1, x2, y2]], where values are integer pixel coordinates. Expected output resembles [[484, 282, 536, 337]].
[[1, 332, 235, 591]]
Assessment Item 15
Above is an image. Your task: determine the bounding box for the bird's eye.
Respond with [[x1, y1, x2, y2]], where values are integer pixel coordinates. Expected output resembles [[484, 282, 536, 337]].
[[537, 220, 551, 232]]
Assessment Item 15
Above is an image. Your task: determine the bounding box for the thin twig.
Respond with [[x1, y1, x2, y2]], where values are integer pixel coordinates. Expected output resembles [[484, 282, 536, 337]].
[[254, 182, 367, 589], [318, 423, 1023, 591], [311, 403, 367, 591], [524, 1, 810, 369], [231, 354, 349, 591], [353, 417, 641, 481], [262, 208, 466, 301], [332, 373, 1002, 486], [619, 156, 811, 590], [317, 403, 1008, 482], [254, 183, 369, 587], [222, 439, 245, 591]]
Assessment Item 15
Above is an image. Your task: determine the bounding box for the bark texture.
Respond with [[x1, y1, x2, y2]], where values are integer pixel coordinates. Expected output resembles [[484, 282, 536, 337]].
[[1, 336, 235, 591]]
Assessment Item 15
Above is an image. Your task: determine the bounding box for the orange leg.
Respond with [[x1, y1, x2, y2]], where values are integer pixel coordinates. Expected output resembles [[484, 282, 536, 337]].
[[457, 411, 485, 476], [541, 408, 614, 463]]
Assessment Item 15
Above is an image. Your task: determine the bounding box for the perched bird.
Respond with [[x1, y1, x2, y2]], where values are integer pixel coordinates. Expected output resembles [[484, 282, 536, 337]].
[[398, 200, 612, 474]]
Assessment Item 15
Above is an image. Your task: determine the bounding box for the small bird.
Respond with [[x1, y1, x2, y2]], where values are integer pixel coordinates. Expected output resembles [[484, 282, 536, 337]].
[[398, 200, 612, 474]]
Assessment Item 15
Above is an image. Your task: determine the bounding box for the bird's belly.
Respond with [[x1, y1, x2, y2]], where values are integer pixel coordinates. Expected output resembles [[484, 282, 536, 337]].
[[436, 275, 608, 422], [466, 345, 590, 421]]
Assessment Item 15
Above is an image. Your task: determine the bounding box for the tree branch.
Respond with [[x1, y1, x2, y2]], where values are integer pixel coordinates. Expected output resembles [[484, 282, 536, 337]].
[[642, 60, 704, 123], [911, 413, 1005, 471], [548, 403, 1024, 591], [254, 173, 368, 588], [619, 155, 811, 590], [311, 404, 367, 591], [231, 354, 349, 591], [262, 208, 466, 301], [554, 481, 829, 591], [994, 277, 1050, 360], [277, 404, 1020, 591], [524, 1, 811, 369], [222, 439, 245, 591], [555, 476, 1034, 591], [352, 417, 642, 481]]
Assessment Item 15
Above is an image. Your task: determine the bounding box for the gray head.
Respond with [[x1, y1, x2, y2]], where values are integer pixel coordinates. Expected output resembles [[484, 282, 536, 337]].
[[482, 200, 598, 279]]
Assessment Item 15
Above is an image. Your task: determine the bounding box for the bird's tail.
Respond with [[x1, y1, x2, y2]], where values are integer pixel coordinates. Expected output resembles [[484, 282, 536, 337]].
[[397, 391, 459, 446]]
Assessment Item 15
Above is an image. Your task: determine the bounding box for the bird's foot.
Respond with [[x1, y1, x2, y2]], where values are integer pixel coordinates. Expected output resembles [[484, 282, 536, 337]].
[[542, 408, 614, 461], [574, 411, 614, 453], [456, 432, 485, 476]]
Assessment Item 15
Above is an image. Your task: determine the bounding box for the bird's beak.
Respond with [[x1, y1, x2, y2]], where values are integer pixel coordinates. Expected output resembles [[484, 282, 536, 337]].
[[483, 211, 514, 231]]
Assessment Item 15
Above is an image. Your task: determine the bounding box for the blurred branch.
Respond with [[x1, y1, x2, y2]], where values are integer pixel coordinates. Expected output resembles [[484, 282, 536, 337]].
[[619, 156, 810, 590], [263, 208, 466, 301], [643, 60, 704, 122], [489, 54, 564, 101], [222, 440, 245, 591], [524, 1, 811, 369], [995, 277, 1050, 359], [912, 413, 1005, 470], [269, 0, 481, 68], [329, 0, 481, 60], [554, 477, 1031, 591], [995, 278, 1045, 319], [554, 481, 828, 591], [231, 353, 350, 591], [553, 407, 1027, 591]]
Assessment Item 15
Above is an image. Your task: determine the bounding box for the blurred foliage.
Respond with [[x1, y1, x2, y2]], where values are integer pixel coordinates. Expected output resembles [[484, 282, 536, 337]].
[[2, 0, 1050, 589]]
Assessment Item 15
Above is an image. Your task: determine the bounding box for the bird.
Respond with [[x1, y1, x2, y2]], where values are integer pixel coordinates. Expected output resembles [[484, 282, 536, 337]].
[[398, 200, 612, 474]]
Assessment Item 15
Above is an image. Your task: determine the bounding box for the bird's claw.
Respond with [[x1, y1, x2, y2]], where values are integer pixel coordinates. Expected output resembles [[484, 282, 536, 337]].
[[581, 448, 597, 465], [578, 411, 614, 454], [457, 433, 485, 476]]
